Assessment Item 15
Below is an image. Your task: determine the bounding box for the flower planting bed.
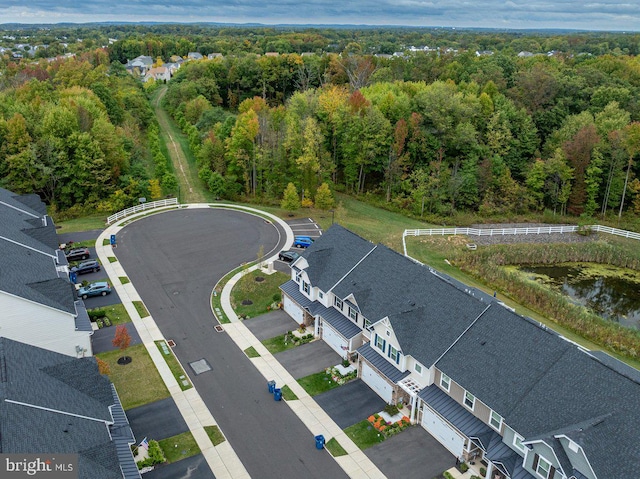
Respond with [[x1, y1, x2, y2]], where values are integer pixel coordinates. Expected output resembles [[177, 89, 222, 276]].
[[367, 413, 411, 438]]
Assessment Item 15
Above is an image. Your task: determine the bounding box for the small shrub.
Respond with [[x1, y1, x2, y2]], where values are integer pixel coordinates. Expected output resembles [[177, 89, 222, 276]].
[[88, 309, 106, 321], [103, 317, 112, 327], [443, 472, 455, 479], [272, 293, 281, 302], [136, 440, 165, 469], [384, 404, 399, 416], [459, 462, 469, 472], [471, 476, 482, 479], [342, 358, 350, 368], [96, 319, 104, 328], [480, 467, 487, 476]]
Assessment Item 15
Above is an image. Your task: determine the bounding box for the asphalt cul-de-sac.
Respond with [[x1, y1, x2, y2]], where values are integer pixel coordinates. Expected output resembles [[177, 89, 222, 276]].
[[114, 208, 347, 479]]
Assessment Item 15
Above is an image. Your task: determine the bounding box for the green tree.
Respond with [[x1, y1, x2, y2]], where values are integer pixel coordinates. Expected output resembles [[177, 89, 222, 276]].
[[314, 182, 335, 210], [281, 182, 300, 212]]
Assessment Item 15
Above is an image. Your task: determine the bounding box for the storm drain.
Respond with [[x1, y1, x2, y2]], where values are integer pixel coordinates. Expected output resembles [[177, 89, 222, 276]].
[[214, 325, 224, 333], [189, 359, 212, 375]]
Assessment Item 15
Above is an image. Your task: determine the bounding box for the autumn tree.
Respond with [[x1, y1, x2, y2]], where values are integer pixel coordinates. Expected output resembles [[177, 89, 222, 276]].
[[281, 182, 300, 213], [314, 183, 335, 210], [112, 325, 132, 364]]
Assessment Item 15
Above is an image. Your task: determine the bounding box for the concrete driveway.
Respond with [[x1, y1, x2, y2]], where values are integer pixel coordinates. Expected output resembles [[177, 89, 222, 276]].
[[127, 397, 189, 442], [91, 322, 142, 354], [145, 454, 215, 479], [114, 208, 347, 479], [275, 340, 341, 379], [314, 379, 386, 429], [365, 425, 455, 479], [244, 310, 297, 341]]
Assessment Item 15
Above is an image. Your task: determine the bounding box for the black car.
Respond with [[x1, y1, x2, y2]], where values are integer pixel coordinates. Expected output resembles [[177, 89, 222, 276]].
[[71, 260, 101, 275], [65, 247, 90, 262], [278, 250, 301, 263]]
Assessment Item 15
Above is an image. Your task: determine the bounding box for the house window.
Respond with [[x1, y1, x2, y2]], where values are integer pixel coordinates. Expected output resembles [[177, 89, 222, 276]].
[[568, 440, 579, 453], [303, 281, 310, 294], [535, 456, 551, 479], [489, 410, 502, 430], [375, 334, 386, 353], [364, 318, 372, 329], [334, 297, 343, 310], [414, 363, 423, 375], [349, 307, 358, 322], [464, 391, 475, 410], [295, 272, 301, 283], [440, 373, 451, 392], [318, 291, 324, 299], [388, 345, 400, 364], [513, 434, 525, 453]]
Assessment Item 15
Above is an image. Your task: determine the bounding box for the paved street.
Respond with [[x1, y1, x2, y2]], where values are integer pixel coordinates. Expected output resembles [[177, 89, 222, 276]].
[[114, 208, 347, 479]]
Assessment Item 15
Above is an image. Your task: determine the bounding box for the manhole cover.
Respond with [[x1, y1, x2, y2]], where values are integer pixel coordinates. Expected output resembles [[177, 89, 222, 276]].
[[167, 339, 176, 347], [242, 299, 253, 305], [189, 359, 212, 375], [214, 325, 224, 333]]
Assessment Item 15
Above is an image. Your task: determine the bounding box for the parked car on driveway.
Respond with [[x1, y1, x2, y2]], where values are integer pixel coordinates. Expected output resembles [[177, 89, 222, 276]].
[[293, 236, 314, 248], [65, 247, 90, 262], [70, 260, 100, 275], [78, 282, 111, 299], [278, 250, 301, 263]]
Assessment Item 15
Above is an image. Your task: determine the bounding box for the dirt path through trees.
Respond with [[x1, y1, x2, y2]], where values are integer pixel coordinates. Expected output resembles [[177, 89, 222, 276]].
[[152, 86, 208, 203]]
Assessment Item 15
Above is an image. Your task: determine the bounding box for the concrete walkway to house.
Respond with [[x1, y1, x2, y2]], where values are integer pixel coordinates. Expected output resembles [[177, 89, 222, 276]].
[[96, 204, 250, 479], [98, 202, 387, 479]]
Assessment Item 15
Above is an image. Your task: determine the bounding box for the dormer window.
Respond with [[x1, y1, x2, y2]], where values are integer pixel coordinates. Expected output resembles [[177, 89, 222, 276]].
[[303, 281, 310, 294], [349, 307, 358, 322], [533, 455, 551, 479], [464, 391, 475, 410], [513, 434, 525, 453], [295, 271, 301, 283], [334, 297, 343, 310], [388, 345, 400, 364], [489, 410, 502, 431], [440, 373, 451, 392]]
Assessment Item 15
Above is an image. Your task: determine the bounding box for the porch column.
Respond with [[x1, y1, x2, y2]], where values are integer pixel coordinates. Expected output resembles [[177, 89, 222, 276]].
[[484, 462, 493, 479], [410, 394, 418, 423], [314, 315, 320, 337]]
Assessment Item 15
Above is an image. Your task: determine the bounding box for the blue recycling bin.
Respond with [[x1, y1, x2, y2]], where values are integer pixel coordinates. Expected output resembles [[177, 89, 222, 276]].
[[315, 435, 325, 450], [110, 234, 116, 245], [267, 380, 276, 394], [273, 388, 282, 401]]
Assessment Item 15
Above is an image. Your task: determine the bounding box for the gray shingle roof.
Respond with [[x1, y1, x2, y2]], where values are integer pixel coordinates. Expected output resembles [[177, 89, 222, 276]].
[[315, 303, 361, 339], [357, 342, 410, 383], [436, 304, 570, 416], [0, 239, 76, 314], [0, 189, 58, 254], [300, 225, 375, 292], [0, 338, 139, 479]]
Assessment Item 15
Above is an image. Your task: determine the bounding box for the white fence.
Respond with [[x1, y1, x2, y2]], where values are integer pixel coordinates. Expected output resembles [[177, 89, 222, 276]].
[[403, 224, 640, 255], [107, 198, 179, 225]]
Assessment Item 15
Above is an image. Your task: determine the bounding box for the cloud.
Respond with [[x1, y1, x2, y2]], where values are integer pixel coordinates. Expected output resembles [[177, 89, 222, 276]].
[[1, 0, 640, 30]]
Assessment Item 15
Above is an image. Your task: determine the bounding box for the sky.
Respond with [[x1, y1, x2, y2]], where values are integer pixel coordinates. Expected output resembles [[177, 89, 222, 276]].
[[2, 1, 640, 32]]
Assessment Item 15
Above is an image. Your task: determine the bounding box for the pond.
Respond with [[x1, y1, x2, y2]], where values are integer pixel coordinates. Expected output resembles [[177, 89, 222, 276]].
[[517, 263, 640, 330]]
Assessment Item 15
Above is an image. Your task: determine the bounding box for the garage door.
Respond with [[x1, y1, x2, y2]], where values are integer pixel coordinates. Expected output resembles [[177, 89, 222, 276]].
[[361, 362, 393, 403], [323, 322, 348, 356], [283, 296, 303, 324], [421, 407, 465, 457]]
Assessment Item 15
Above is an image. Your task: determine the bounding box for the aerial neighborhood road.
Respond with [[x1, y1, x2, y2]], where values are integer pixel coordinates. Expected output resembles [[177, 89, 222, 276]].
[[114, 208, 348, 479]]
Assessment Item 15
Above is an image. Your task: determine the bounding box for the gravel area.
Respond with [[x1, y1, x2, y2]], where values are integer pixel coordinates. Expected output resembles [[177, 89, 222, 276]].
[[467, 223, 599, 246]]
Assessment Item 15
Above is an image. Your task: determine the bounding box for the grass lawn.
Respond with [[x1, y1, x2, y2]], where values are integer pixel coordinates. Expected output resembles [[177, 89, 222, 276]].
[[158, 432, 201, 464], [344, 420, 386, 450], [133, 300, 150, 318], [63, 239, 96, 248], [297, 370, 341, 396], [243, 346, 260, 358], [108, 256, 118, 263], [97, 344, 170, 410], [89, 303, 131, 325], [231, 270, 288, 319], [204, 425, 226, 446], [281, 384, 298, 401], [119, 276, 130, 285], [155, 341, 192, 391], [261, 334, 299, 354], [55, 214, 106, 233], [325, 437, 347, 457], [211, 265, 247, 324]]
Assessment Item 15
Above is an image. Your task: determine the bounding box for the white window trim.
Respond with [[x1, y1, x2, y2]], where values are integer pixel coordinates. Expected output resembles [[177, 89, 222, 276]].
[[375, 334, 385, 352], [349, 307, 358, 321], [513, 434, 525, 453], [414, 363, 423, 375], [334, 297, 343, 310], [535, 456, 551, 478], [388, 345, 400, 364], [464, 391, 475, 410], [489, 410, 502, 431], [295, 272, 301, 283], [318, 291, 324, 299], [440, 373, 451, 392], [303, 281, 310, 294]]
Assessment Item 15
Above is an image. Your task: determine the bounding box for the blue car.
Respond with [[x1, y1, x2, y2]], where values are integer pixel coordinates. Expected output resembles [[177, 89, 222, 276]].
[[293, 236, 314, 248], [78, 281, 112, 300], [70, 260, 101, 275]]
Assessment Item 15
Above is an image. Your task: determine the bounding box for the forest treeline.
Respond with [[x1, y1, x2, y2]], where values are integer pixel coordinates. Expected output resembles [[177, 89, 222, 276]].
[[158, 45, 640, 223], [0, 25, 639, 226], [0, 49, 177, 218]]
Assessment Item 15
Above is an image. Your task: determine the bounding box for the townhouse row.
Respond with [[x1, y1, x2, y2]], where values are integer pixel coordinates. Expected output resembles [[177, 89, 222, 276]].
[[281, 224, 640, 479]]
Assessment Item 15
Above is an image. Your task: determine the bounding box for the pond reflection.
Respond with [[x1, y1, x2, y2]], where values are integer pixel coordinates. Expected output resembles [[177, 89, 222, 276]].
[[520, 264, 640, 330]]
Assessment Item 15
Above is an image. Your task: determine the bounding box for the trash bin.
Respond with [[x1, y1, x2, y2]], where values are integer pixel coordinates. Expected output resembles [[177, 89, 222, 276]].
[[315, 435, 325, 450], [273, 388, 282, 401], [268, 380, 276, 394]]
